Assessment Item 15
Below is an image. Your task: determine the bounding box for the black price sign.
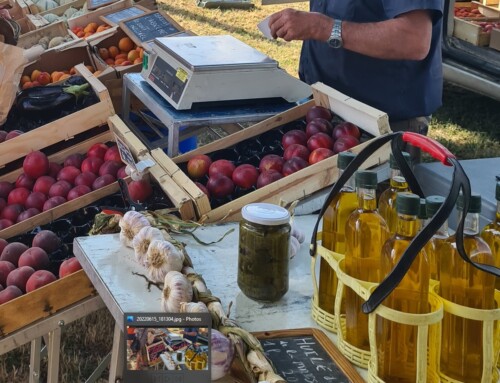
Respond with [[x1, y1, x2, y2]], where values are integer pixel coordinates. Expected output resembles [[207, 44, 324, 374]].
[[119, 11, 184, 46], [87, 0, 119, 11], [100, 5, 148, 27], [254, 328, 365, 383]]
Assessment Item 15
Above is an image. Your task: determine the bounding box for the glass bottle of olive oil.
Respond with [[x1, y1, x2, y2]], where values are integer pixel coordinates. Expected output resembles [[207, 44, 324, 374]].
[[319, 152, 358, 314], [378, 152, 411, 235], [418, 198, 427, 231], [424, 195, 450, 281], [440, 194, 495, 382], [481, 181, 500, 291], [344, 170, 389, 350], [376, 192, 429, 382]]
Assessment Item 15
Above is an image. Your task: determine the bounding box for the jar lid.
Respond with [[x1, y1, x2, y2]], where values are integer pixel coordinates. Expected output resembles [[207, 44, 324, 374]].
[[457, 193, 481, 213], [396, 192, 420, 215], [355, 170, 377, 189], [242, 203, 290, 226], [337, 151, 356, 170], [426, 195, 445, 217]]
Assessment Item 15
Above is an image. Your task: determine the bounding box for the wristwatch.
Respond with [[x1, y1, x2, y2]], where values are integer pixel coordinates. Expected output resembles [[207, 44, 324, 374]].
[[327, 19, 343, 49]]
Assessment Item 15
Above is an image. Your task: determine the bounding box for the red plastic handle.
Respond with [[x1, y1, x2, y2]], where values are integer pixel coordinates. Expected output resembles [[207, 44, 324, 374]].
[[402, 132, 455, 166]]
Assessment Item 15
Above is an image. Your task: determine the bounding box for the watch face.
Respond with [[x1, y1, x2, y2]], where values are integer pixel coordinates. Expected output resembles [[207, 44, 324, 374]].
[[328, 38, 342, 48]]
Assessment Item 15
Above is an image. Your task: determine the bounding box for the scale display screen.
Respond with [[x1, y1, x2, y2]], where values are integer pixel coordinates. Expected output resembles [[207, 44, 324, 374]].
[[148, 57, 187, 103]]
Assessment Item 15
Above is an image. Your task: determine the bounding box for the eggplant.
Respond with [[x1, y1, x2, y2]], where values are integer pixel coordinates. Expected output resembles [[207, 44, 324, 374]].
[[16, 83, 90, 118]]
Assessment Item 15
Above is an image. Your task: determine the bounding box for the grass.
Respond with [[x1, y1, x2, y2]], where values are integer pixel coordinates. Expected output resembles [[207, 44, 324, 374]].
[[1, 1, 499, 382]]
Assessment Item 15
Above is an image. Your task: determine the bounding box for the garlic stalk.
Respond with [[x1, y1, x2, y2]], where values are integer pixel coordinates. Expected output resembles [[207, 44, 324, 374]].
[[147, 240, 184, 283], [179, 301, 209, 313], [246, 350, 285, 383], [132, 226, 164, 266], [288, 235, 301, 259], [161, 271, 193, 313], [119, 211, 151, 248]]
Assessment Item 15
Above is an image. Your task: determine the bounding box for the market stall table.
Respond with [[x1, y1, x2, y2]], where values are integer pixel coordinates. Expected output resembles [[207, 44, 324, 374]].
[[121, 72, 303, 157], [73, 214, 368, 382]]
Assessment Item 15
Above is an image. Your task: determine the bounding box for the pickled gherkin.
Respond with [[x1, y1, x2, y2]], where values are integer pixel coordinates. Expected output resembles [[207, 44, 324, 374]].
[[238, 203, 290, 302]]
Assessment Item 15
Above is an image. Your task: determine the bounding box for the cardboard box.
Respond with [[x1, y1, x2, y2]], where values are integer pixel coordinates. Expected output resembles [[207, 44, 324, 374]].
[[5, 65, 114, 167], [155, 83, 391, 222]]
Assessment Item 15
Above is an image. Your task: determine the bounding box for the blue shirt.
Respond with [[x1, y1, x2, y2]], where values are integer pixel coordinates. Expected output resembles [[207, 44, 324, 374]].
[[299, 1, 444, 122]]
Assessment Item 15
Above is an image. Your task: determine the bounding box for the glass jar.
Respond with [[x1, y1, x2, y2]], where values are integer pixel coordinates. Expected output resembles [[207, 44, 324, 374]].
[[238, 203, 291, 302]]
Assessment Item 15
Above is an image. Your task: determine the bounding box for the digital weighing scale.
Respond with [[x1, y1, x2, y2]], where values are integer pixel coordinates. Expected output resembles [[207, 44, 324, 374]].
[[141, 35, 312, 110]]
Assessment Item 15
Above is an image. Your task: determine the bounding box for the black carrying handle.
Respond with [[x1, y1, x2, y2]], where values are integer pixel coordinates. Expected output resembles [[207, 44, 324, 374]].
[[309, 132, 500, 314]]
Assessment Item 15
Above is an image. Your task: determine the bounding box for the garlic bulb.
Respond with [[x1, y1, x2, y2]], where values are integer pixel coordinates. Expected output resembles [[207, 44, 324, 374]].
[[288, 235, 301, 259], [211, 329, 235, 381], [179, 301, 209, 313], [161, 271, 193, 313], [147, 240, 184, 283], [119, 211, 151, 248], [291, 223, 305, 244], [132, 226, 164, 266]]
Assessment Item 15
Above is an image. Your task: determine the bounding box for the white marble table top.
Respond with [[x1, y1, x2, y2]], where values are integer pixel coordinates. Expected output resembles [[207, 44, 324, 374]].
[[73, 214, 367, 380]]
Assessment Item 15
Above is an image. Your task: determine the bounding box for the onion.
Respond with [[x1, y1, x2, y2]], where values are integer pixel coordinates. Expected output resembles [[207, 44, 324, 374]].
[[211, 329, 235, 381]]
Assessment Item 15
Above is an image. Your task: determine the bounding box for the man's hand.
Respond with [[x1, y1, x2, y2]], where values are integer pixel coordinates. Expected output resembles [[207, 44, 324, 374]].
[[268, 8, 333, 42]]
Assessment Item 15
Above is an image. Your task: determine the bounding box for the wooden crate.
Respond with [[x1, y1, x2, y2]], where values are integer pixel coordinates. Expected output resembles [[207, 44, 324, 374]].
[[0, 270, 95, 337], [473, 1, 500, 17], [8, 0, 29, 20], [38, 0, 86, 17], [67, 0, 132, 42], [16, 20, 79, 51], [453, 16, 494, 45], [490, 27, 500, 49], [2, 64, 114, 168], [108, 115, 197, 220], [160, 82, 391, 223], [0, 129, 122, 239]]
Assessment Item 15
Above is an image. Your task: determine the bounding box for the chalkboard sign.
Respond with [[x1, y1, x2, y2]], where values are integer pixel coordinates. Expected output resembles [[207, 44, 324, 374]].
[[253, 328, 364, 383], [100, 5, 148, 27], [87, 0, 119, 11], [119, 11, 184, 46]]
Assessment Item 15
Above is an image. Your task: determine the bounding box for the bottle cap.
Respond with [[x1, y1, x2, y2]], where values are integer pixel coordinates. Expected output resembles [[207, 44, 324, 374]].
[[457, 194, 482, 213], [355, 170, 377, 189], [337, 151, 356, 170], [418, 198, 427, 219], [242, 203, 290, 226], [496, 182, 500, 201], [426, 195, 445, 217], [389, 152, 412, 170], [396, 192, 420, 215]]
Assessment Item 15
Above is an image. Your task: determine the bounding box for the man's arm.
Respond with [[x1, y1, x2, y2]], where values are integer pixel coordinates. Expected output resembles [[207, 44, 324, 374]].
[[268, 8, 433, 61]]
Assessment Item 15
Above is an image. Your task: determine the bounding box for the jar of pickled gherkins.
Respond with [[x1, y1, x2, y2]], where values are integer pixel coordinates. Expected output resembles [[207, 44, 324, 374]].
[[238, 203, 291, 302]]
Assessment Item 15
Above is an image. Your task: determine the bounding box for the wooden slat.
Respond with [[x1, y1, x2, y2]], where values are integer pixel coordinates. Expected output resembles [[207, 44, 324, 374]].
[[453, 16, 493, 46], [39, 0, 86, 17], [17, 21, 69, 49], [0, 131, 113, 183], [151, 148, 210, 217], [146, 154, 196, 220], [0, 270, 95, 337], [0, 181, 121, 239], [108, 115, 196, 220], [0, 64, 114, 168], [312, 82, 390, 136]]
